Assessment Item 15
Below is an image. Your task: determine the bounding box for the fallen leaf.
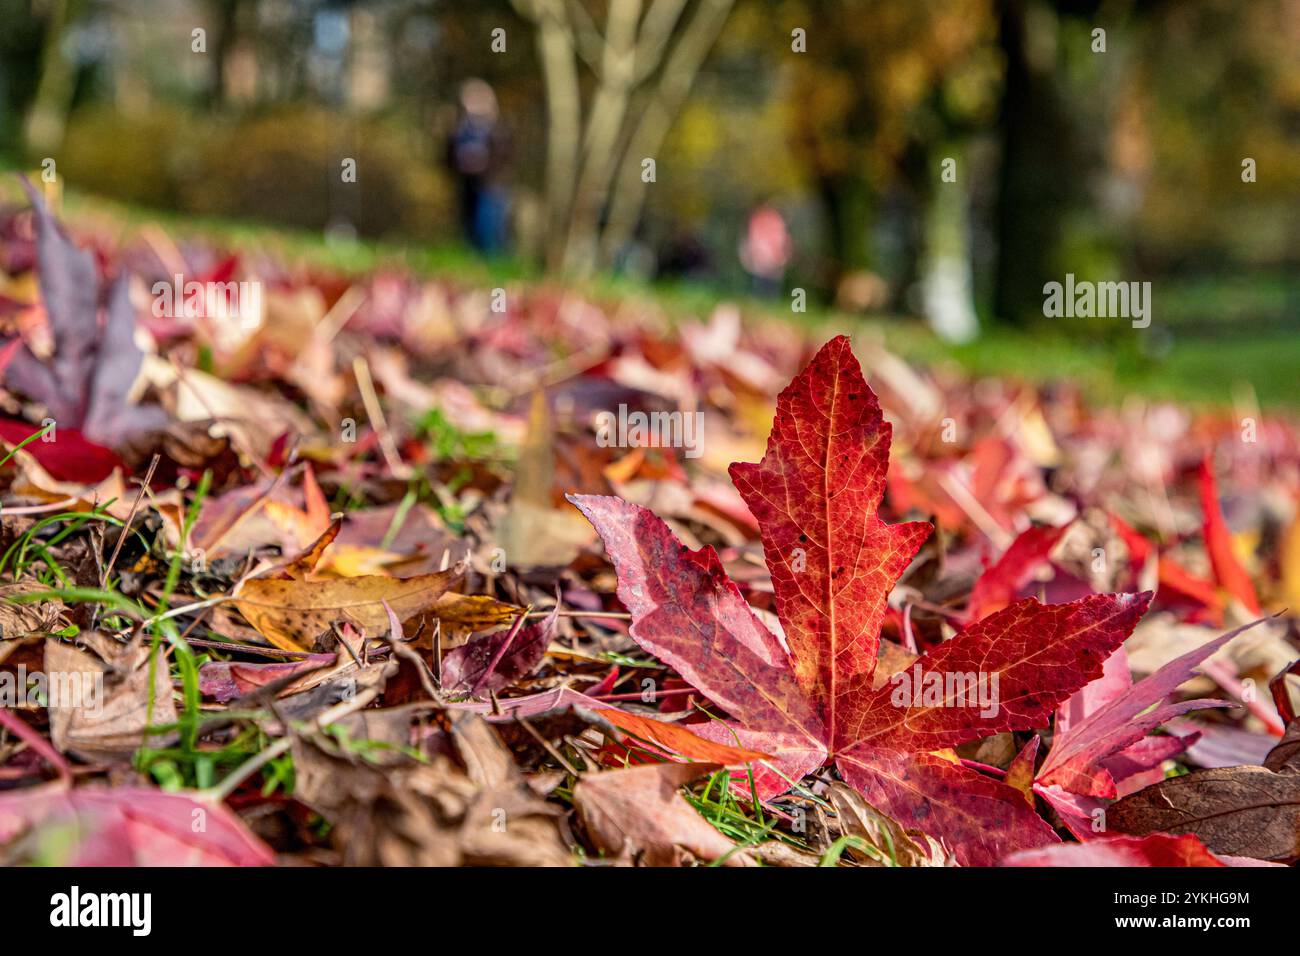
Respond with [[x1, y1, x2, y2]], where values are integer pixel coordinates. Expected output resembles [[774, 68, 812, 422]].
[[1198, 455, 1261, 614], [291, 709, 571, 866], [1108, 765, 1300, 863], [45, 635, 177, 761], [574, 761, 750, 866], [1002, 833, 1226, 867], [967, 523, 1070, 622], [1036, 617, 1264, 799], [570, 337, 1152, 864], [233, 563, 464, 651], [442, 604, 558, 695], [828, 783, 955, 866], [0, 784, 273, 866], [0, 178, 167, 448], [198, 653, 337, 703]]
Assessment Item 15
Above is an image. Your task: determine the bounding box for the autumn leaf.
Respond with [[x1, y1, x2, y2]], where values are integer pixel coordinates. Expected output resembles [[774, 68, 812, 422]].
[[44, 635, 177, 760], [596, 709, 770, 765], [1036, 617, 1265, 800], [1002, 833, 1226, 867], [1108, 765, 1300, 863], [570, 336, 1152, 865], [1198, 455, 1261, 614], [0, 784, 274, 866], [0, 177, 167, 455], [233, 563, 465, 651], [966, 523, 1070, 622], [442, 604, 559, 695], [198, 653, 337, 703], [827, 783, 955, 867], [429, 593, 523, 633], [574, 762, 749, 866], [450, 684, 768, 765]]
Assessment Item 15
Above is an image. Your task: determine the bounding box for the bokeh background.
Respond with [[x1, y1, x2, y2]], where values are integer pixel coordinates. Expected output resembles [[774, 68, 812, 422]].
[[1, 0, 1298, 403]]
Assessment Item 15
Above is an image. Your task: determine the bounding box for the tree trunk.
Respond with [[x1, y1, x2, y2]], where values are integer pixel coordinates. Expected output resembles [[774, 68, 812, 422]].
[[920, 141, 979, 343], [595, 0, 734, 272], [992, 0, 1073, 327], [23, 0, 79, 158], [531, 2, 583, 272]]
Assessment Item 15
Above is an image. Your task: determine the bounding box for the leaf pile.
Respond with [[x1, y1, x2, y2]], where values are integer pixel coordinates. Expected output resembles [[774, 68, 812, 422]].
[[1, 190, 1297, 867]]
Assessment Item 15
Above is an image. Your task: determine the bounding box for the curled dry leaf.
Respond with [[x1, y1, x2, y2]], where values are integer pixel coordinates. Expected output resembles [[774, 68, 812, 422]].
[[828, 783, 955, 867], [44, 635, 177, 761], [574, 761, 752, 866], [0, 581, 63, 640], [232, 562, 465, 651], [291, 710, 571, 866], [1108, 765, 1300, 863]]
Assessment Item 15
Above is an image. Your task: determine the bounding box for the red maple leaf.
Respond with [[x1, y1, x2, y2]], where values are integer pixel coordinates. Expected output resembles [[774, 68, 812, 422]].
[[570, 337, 1152, 865], [1003, 832, 1226, 867], [966, 522, 1071, 622], [1032, 616, 1266, 836], [1197, 455, 1261, 615]]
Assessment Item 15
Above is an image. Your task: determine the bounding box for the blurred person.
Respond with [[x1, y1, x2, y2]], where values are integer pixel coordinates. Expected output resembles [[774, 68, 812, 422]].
[[739, 201, 792, 298], [445, 79, 511, 253], [657, 226, 713, 281]]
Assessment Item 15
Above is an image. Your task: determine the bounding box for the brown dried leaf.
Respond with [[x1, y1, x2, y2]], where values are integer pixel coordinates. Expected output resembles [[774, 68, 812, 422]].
[[574, 762, 753, 867], [828, 783, 956, 867], [44, 635, 177, 760], [233, 563, 464, 651], [1109, 766, 1300, 863], [291, 709, 570, 866]]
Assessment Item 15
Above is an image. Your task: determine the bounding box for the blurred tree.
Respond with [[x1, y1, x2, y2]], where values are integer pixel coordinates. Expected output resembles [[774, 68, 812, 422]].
[[22, 0, 85, 156], [509, 0, 736, 275], [0, 0, 45, 157], [776, 0, 1000, 334], [203, 0, 245, 107]]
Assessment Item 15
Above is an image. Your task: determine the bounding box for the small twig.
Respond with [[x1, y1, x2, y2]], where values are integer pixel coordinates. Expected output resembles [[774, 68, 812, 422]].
[[519, 717, 582, 778], [352, 355, 410, 479], [332, 623, 365, 669], [144, 595, 233, 627], [181, 636, 317, 659], [938, 471, 1012, 550], [101, 454, 159, 589], [0, 497, 80, 515], [523, 609, 631, 621], [0, 708, 71, 783], [589, 687, 698, 703], [959, 758, 1006, 779], [901, 601, 919, 655], [471, 604, 533, 696]]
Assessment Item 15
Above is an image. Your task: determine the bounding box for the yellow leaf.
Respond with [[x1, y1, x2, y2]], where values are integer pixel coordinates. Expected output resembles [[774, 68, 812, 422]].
[[431, 593, 522, 632], [233, 566, 463, 651]]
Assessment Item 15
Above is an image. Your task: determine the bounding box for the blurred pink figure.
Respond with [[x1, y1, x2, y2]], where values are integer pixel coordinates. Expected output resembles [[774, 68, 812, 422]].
[[739, 202, 792, 297]]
